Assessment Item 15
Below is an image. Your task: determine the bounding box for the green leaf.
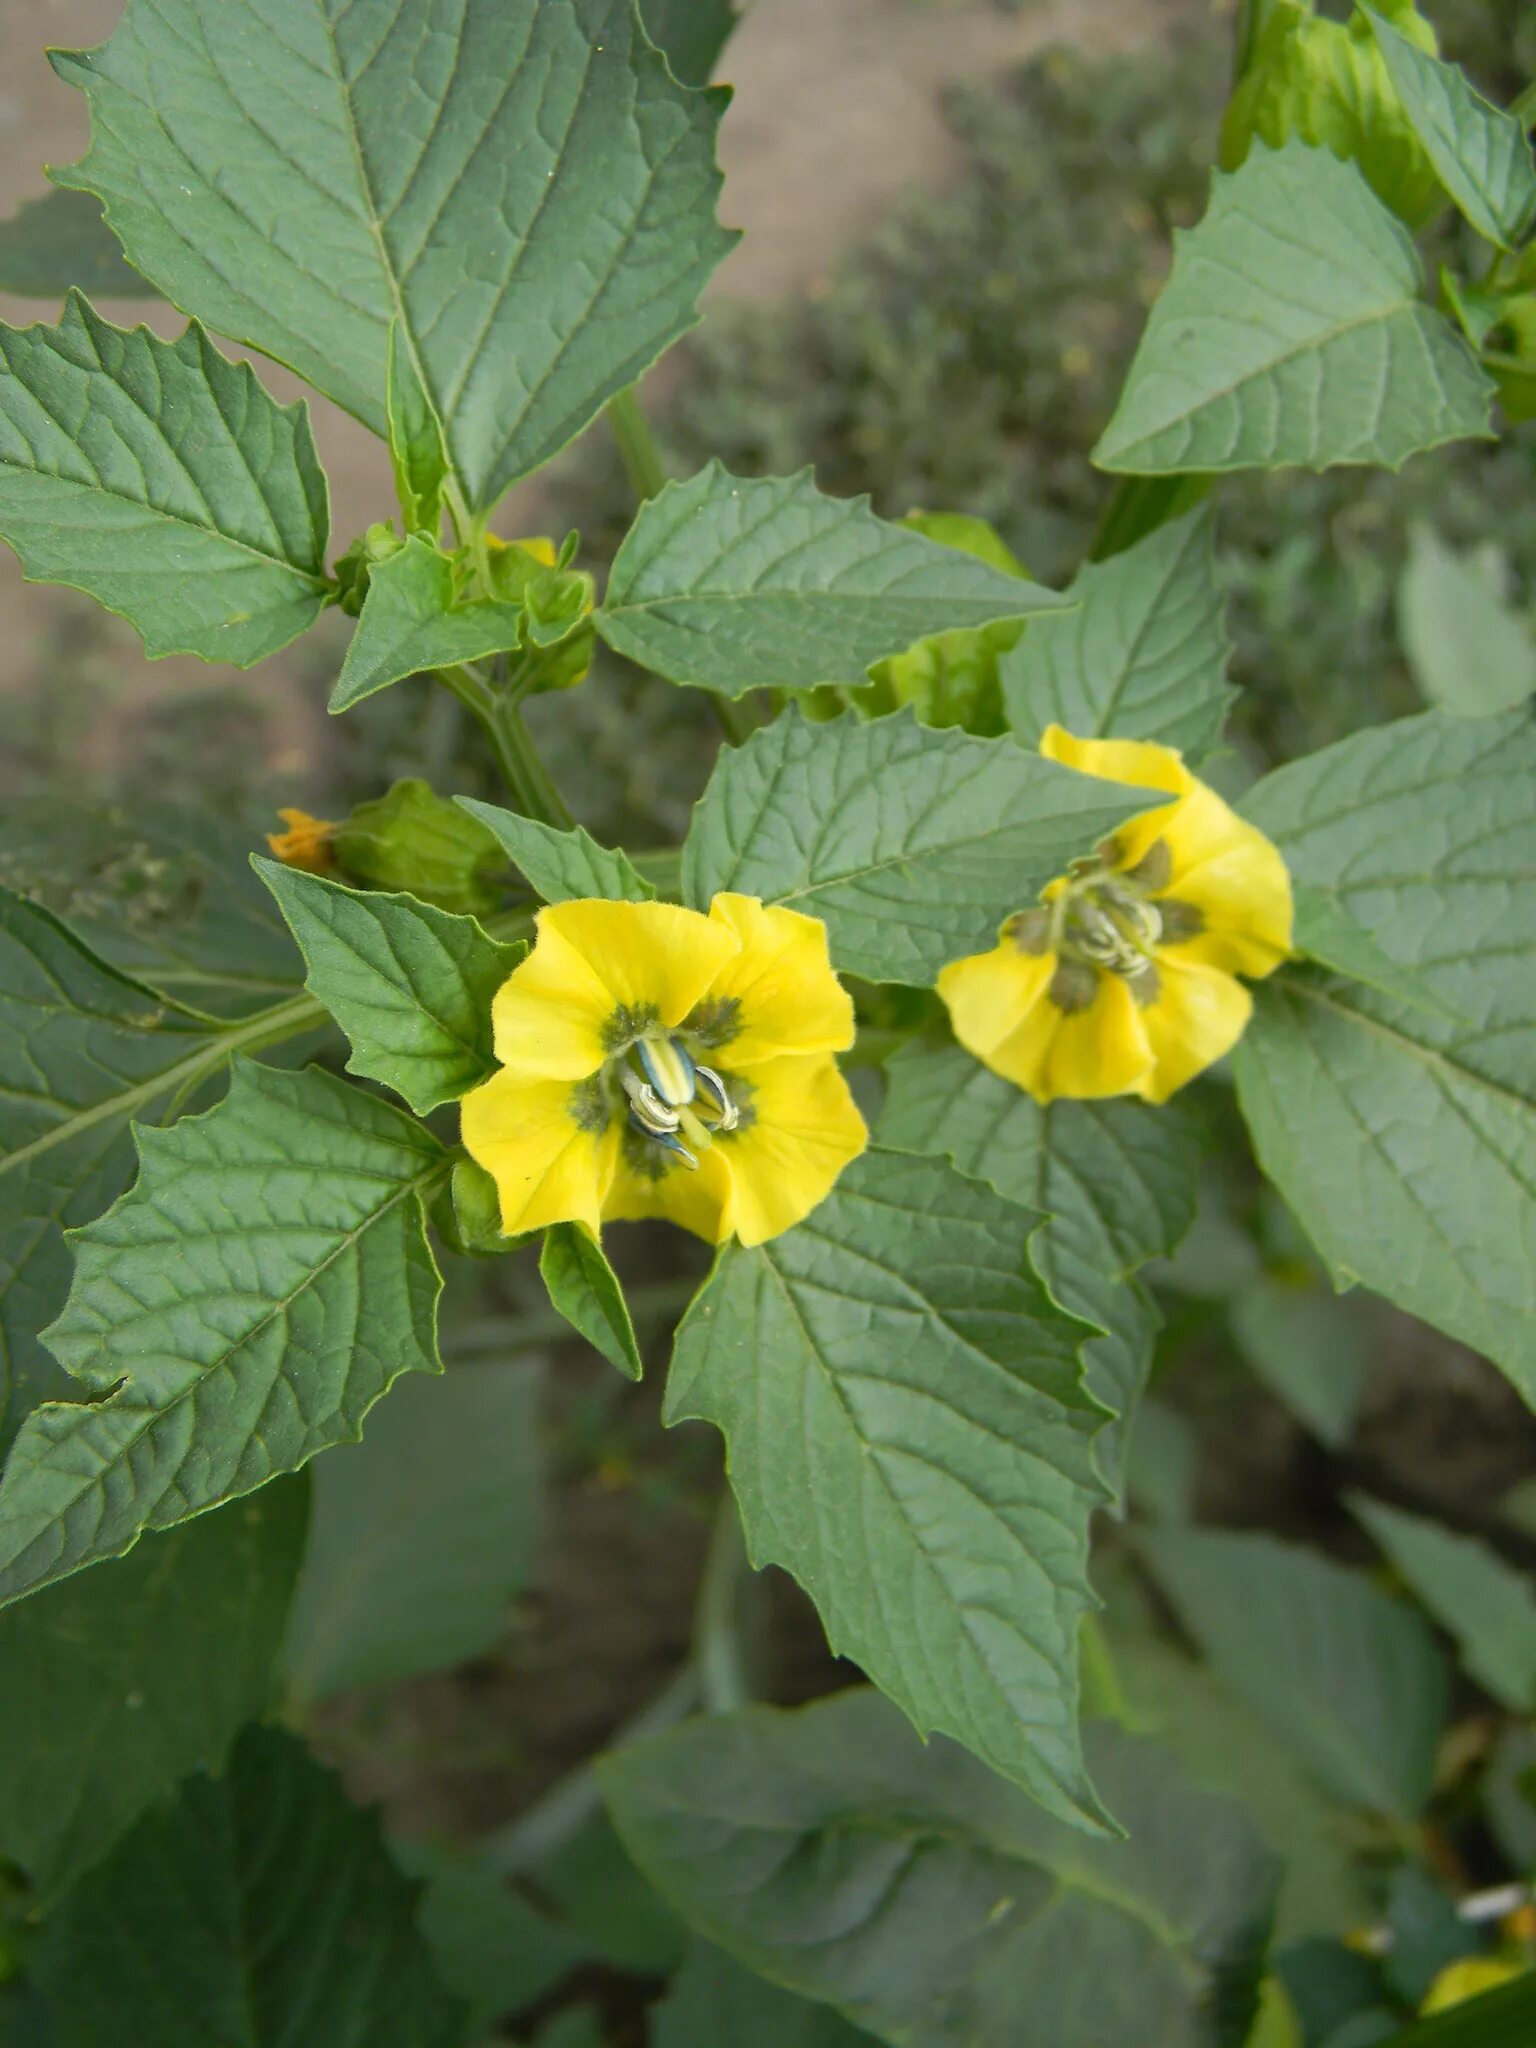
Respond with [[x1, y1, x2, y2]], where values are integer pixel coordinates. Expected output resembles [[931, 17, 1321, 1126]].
[[540, 1225, 643, 1380], [0, 187, 160, 299], [1, 1062, 444, 1609], [56, 0, 737, 509], [1236, 710, 1536, 1397], [0, 293, 329, 665], [1288, 879, 1463, 1018], [0, 1479, 306, 1909], [602, 1691, 1278, 2048], [681, 708, 1156, 985], [1219, 1, 1442, 228], [1107, 1626, 1374, 1943], [1363, 9, 1536, 249], [254, 859, 521, 1115], [1229, 1276, 1369, 1449], [1094, 140, 1492, 475], [410, 1849, 587, 2033], [666, 1148, 1112, 1828], [331, 538, 529, 713], [595, 464, 1068, 694], [639, 0, 740, 88], [654, 1944, 876, 2047], [1138, 1528, 1449, 1818], [1396, 524, 1536, 718], [284, 1360, 541, 1700], [32, 1726, 466, 2048], [0, 891, 233, 1458], [877, 1039, 1202, 1495], [0, 799, 305, 1018], [1347, 1492, 1536, 1713], [1374, 1973, 1536, 2048], [456, 799, 657, 904], [387, 323, 450, 540], [1000, 506, 1235, 759]]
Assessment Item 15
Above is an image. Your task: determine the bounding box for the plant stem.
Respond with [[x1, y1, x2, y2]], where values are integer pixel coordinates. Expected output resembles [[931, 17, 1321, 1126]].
[[435, 662, 574, 827], [606, 384, 670, 502], [1513, 78, 1536, 126], [693, 1488, 753, 1714]]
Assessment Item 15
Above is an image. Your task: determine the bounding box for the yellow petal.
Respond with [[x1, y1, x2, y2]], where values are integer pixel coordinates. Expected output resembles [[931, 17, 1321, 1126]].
[[1154, 814, 1294, 978], [266, 807, 337, 875], [697, 894, 855, 1064], [460, 1070, 618, 1235], [1040, 724, 1194, 798], [940, 941, 1153, 1101], [938, 942, 1057, 1061], [713, 1053, 869, 1247], [604, 1139, 735, 1245], [491, 898, 741, 1079], [1027, 972, 1153, 1101], [1133, 954, 1253, 1103]]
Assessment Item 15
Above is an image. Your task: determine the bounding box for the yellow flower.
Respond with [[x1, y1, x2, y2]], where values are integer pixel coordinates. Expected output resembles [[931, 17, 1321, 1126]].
[[265, 807, 337, 875], [937, 727, 1293, 1104], [460, 895, 867, 1247]]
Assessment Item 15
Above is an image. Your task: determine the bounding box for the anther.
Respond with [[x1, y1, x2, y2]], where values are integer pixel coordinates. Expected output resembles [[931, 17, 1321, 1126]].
[[693, 1065, 739, 1131], [635, 1033, 696, 1109]]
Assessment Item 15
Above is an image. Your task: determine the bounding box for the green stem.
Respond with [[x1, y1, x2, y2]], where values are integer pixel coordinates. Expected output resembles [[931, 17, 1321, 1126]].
[[1512, 78, 1536, 125], [435, 663, 574, 828], [694, 1488, 753, 1714], [606, 384, 670, 502]]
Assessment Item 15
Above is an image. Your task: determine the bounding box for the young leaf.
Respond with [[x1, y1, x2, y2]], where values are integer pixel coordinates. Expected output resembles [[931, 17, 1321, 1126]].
[[654, 1943, 877, 2047], [540, 1224, 644, 1380], [681, 708, 1156, 985], [666, 1148, 1113, 1829], [0, 1063, 444, 1609], [254, 859, 522, 1115], [639, 0, 740, 88], [1397, 524, 1536, 718], [55, 0, 737, 508], [602, 1693, 1279, 2047], [457, 799, 657, 904], [0, 891, 235, 1458], [330, 538, 531, 713], [1138, 1527, 1449, 1818], [0, 294, 329, 664], [595, 463, 1068, 694], [1347, 1493, 1536, 1713], [0, 187, 159, 299], [1000, 506, 1235, 759], [877, 1039, 1202, 1497], [0, 1479, 306, 1910], [284, 1361, 542, 1701], [1363, 8, 1536, 250], [387, 324, 450, 539], [1236, 710, 1536, 1397], [1094, 140, 1493, 474], [32, 1726, 467, 2048]]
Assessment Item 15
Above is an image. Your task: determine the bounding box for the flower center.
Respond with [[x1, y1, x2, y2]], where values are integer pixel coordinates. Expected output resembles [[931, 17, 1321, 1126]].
[[1058, 872, 1163, 977], [618, 1031, 739, 1171]]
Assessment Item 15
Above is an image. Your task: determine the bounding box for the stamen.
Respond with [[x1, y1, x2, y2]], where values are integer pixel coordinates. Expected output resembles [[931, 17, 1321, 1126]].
[[621, 1070, 682, 1135], [635, 1033, 697, 1108], [693, 1065, 739, 1131]]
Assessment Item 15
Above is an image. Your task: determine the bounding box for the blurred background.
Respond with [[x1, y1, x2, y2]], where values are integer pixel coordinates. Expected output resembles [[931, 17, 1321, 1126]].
[[4, 2, 1536, 2030]]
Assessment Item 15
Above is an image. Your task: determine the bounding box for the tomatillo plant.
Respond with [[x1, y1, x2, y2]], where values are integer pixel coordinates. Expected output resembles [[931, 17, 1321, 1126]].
[[0, 1, 1534, 2043]]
